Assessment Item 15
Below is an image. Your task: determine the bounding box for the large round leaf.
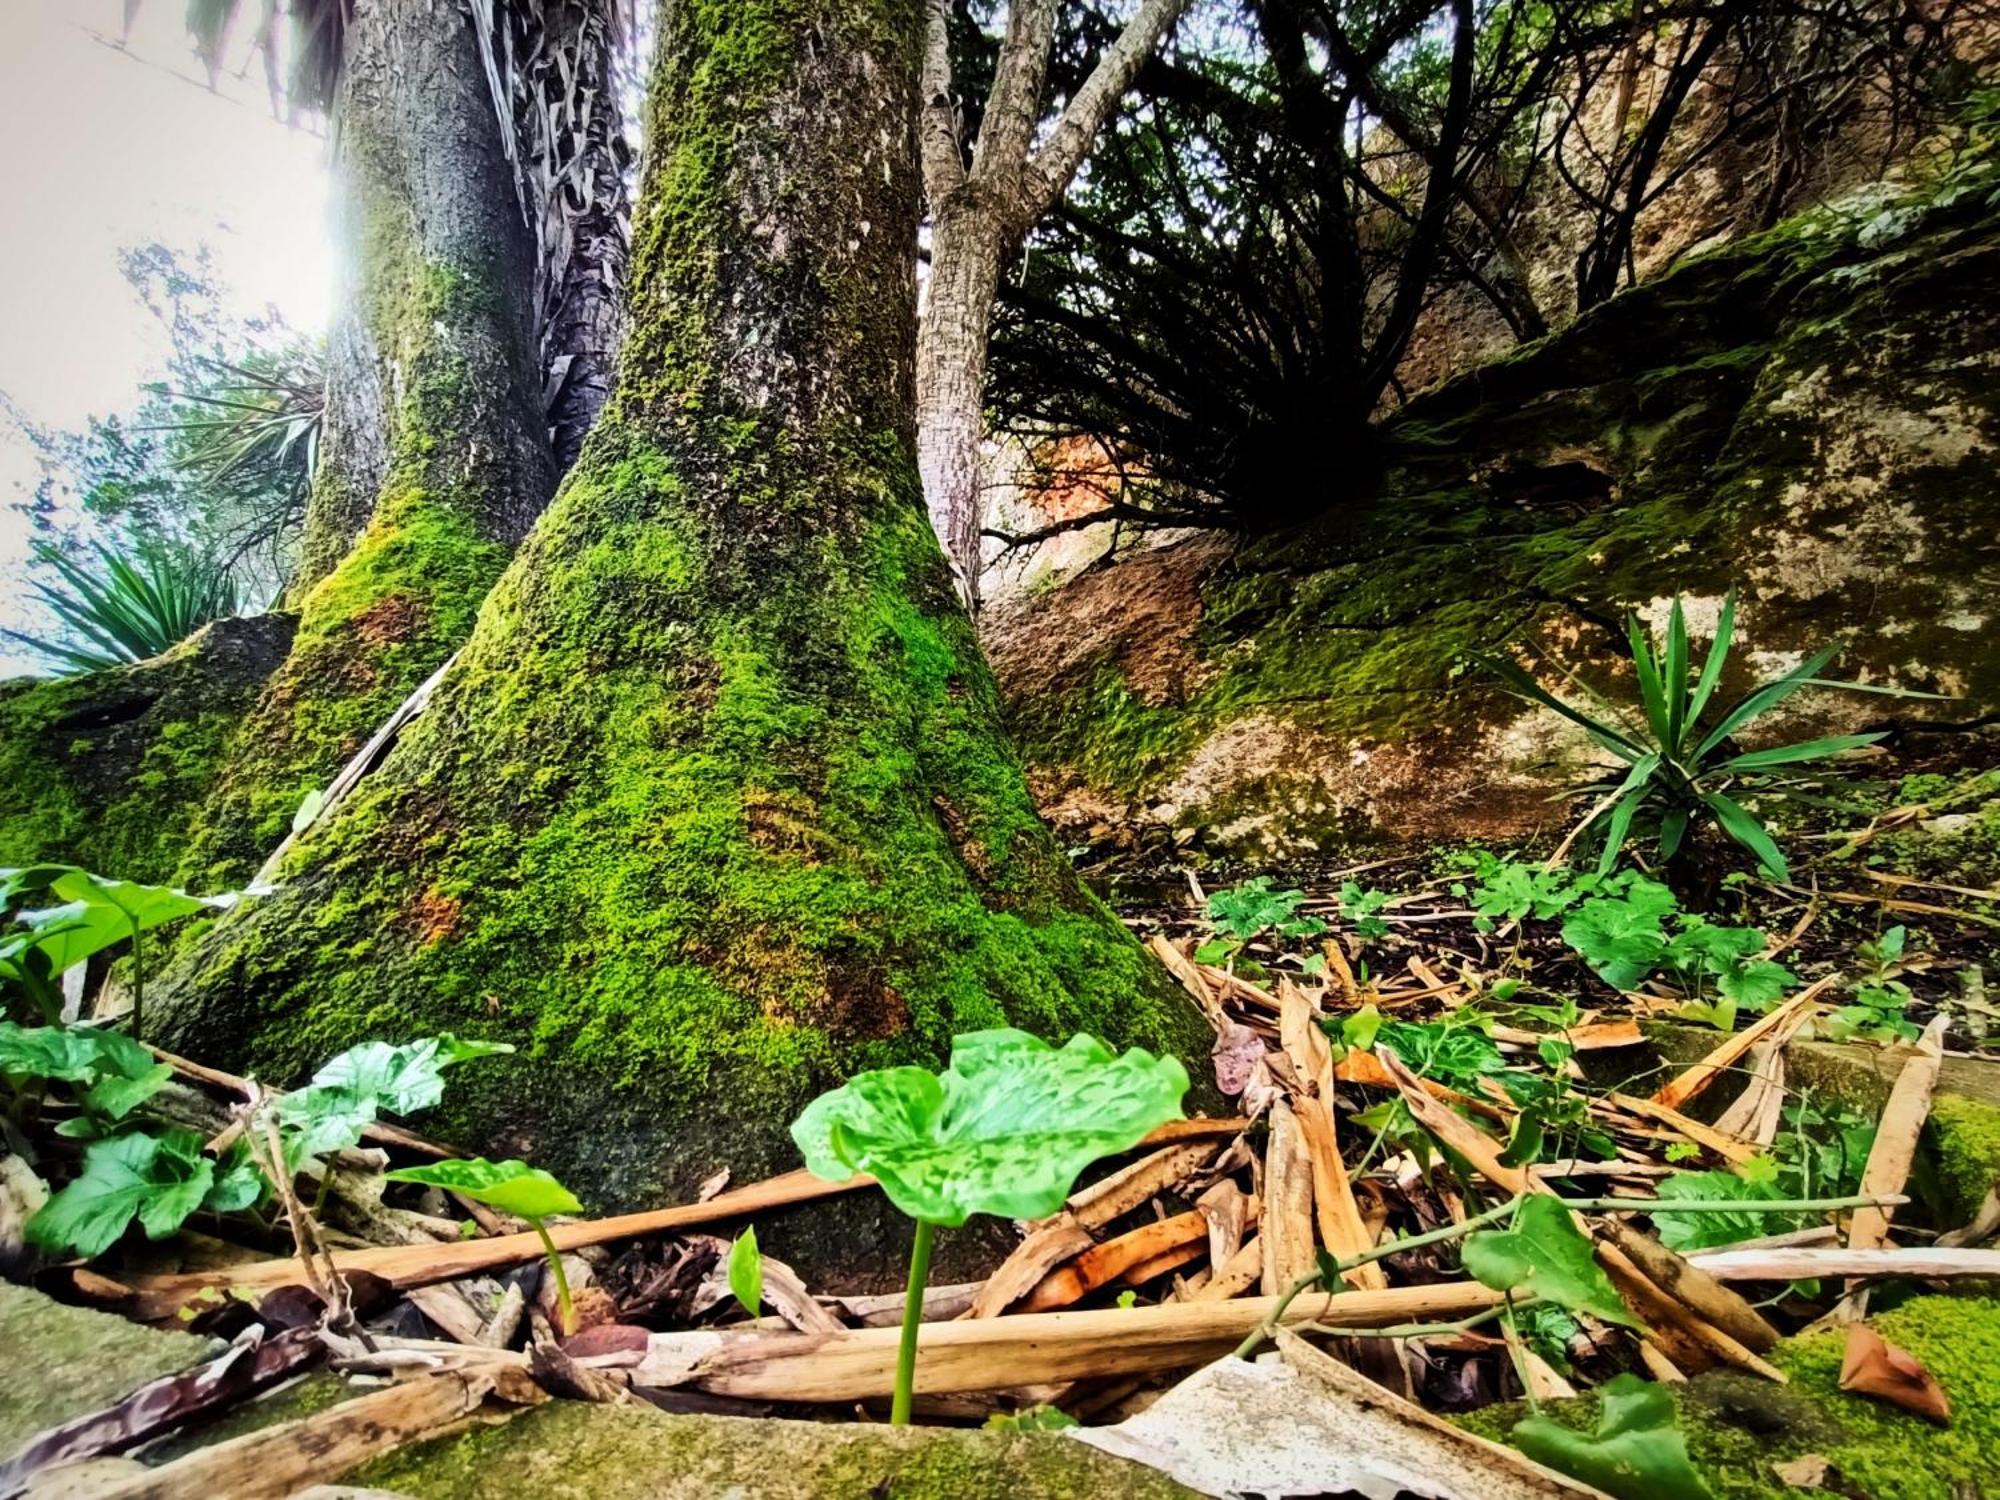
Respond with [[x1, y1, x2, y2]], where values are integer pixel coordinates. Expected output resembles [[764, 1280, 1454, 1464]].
[[790, 1029, 1189, 1227]]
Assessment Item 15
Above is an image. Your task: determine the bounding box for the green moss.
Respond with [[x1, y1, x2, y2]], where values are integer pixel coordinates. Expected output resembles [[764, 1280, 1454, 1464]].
[[1460, 1295, 2000, 1499], [0, 619, 293, 882], [359, 1400, 1198, 1499], [1930, 1094, 2000, 1226], [0, 1283, 218, 1455]]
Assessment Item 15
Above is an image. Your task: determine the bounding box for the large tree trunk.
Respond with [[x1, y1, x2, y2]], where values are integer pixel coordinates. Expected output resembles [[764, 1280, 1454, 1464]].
[[177, 0, 559, 886], [156, 0, 1205, 1266]]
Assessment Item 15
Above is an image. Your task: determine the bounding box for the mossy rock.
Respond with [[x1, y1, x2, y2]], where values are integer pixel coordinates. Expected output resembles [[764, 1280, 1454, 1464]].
[[1459, 1295, 2000, 1499], [359, 1401, 1198, 1499], [0, 1282, 218, 1457], [986, 183, 2000, 861], [0, 615, 295, 884]]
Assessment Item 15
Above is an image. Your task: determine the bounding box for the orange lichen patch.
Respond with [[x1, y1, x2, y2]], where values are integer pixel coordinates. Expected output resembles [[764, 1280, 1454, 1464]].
[[351, 593, 429, 649], [405, 886, 463, 944]]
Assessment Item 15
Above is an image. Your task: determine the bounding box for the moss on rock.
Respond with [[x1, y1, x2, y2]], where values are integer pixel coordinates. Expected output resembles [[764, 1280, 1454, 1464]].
[[987, 185, 2000, 860], [359, 1401, 1199, 1499], [0, 1282, 218, 1456], [1459, 1295, 2000, 1499], [0, 615, 294, 883]]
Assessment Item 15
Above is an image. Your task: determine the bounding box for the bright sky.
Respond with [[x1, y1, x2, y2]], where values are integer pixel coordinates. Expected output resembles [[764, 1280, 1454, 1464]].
[[0, 0, 332, 672]]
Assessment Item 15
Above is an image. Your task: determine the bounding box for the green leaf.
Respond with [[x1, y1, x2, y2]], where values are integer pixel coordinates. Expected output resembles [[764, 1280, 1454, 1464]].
[[1460, 1196, 1636, 1327], [203, 1140, 268, 1214], [1627, 614, 1672, 746], [728, 1225, 763, 1317], [986, 1406, 1079, 1431], [84, 1064, 176, 1121], [1512, 1373, 1710, 1500], [1648, 1169, 1793, 1251], [1682, 590, 1735, 740], [1698, 790, 1789, 880], [1663, 599, 1690, 749], [26, 1129, 218, 1258], [790, 1029, 1188, 1228], [0, 1023, 174, 1120], [383, 1157, 583, 1221], [1475, 654, 1649, 761], [1561, 880, 1677, 990], [1714, 733, 1884, 773], [308, 1038, 453, 1115], [1694, 643, 1842, 761], [1498, 1112, 1545, 1168]]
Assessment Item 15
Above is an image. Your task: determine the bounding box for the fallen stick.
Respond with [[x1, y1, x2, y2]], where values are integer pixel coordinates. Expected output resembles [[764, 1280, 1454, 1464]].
[[633, 1283, 1510, 1401], [117, 1120, 1232, 1318], [119, 1168, 871, 1317], [1019, 1212, 1211, 1312], [1687, 1246, 2000, 1280], [89, 1365, 539, 1500], [1834, 1015, 1950, 1321], [1651, 979, 1836, 1112]]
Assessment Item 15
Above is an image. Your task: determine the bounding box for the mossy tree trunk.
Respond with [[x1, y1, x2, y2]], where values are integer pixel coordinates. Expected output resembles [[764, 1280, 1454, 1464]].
[[156, 0, 1206, 1244], [176, 0, 559, 888]]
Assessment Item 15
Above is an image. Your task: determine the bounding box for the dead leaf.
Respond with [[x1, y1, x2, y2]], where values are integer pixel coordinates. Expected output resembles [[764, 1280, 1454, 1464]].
[[1772, 1453, 1829, 1489], [696, 1168, 731, 1201], [1839, 1323, 1950, 1425], [1210, 1023, 1266, 1096]]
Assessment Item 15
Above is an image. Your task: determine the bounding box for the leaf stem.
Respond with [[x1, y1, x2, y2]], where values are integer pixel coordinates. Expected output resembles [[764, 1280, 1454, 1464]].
[[129, 920, 143, 1043], [533, 1218, 573, 1336], [892, 1219, 937, 1427]]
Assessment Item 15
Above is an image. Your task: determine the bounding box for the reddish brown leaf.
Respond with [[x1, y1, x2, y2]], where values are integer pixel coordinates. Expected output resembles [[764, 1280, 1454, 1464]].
[[1839, 1323, 1951, 1425]]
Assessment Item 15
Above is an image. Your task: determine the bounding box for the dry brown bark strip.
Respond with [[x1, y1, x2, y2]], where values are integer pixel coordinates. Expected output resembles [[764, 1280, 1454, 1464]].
[[1019, 1212, 1211, 1312], [1606, 1092, 1758, 1166], [641, 1283, 1510, 1401], [1066, 1140, 1217, 1231], [966, 1221, 1097, 1319], [1650, 979, 1835, 1112], [86, 1366, 542, 1499], [1832, 1015, 1951, 1320], [1260, 1100, 1317, 1295]]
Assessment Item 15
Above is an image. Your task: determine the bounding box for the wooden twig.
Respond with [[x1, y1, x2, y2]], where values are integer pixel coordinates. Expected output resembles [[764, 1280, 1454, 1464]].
[[1650, 980, 1834, 1112], [630, 1284, 1511, 1401], [1833, 1015, 1950, 1322]]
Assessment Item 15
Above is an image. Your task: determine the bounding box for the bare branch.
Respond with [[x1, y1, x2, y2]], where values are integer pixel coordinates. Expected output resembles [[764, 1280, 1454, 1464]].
[[1020, 0, 1194, 222], [919, 0, 968, 206]]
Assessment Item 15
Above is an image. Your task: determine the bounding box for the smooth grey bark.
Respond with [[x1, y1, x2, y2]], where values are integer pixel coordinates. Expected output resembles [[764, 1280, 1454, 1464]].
[[915, 0, 1192, 613]]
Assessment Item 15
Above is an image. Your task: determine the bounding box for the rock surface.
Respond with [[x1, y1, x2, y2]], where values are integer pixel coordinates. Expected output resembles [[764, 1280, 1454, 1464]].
[[985, 185, 2000, 861]]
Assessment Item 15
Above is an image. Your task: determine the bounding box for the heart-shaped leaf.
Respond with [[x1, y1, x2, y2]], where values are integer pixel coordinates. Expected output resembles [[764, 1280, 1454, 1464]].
[[0, 1022, 174, 1119], [384, 1156, 583, 1221], [278, 1034, 514, 1163], [1512, 1373, 1710, 1500], [791, 1029, 1189, 1227], [1460, 1195, 1636, 1327]]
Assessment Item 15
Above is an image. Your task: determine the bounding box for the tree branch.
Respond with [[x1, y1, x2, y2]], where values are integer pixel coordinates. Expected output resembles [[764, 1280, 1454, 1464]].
[[1019, 0, 1193, 222], [920, 0, 968, 206]]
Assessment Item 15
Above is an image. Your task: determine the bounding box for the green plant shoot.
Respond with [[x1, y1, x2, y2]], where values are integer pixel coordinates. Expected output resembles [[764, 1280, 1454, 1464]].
[[791, 1029, 1188, 1425], [385, 1157, 584, 1334]]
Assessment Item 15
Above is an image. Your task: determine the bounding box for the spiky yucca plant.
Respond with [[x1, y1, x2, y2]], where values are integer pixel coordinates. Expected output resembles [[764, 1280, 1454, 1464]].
[[1479, 593, 1925, 879], [3, 541, 240, 675]]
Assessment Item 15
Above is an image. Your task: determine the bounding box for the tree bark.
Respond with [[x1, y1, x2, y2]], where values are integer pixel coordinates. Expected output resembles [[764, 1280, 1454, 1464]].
[[156, 0, 1206, 1263], [177, 0, 559, 886], [916, 0, 1192, 613]]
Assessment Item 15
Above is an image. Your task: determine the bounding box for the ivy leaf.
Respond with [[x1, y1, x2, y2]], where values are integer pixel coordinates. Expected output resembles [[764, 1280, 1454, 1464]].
[[728, 1225, 763, 1317], [308, 1038, 452, 1115], [1460, 1195, 1636, 1327], [384, 1157, 583, 1221], [1512, 1373, 1711, 1500], [203, 1140, 269, 1214], [278, 1034, 510, 1163], [1562, 880, 1676, 990], [26, 1129, 217, 1259], [790, 1029, 1189, 1227], [83, 1064, 176, 1121]]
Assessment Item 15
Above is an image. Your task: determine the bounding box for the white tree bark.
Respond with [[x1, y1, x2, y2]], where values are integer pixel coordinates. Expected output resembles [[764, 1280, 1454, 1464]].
[[915, 0, 1191, 614]]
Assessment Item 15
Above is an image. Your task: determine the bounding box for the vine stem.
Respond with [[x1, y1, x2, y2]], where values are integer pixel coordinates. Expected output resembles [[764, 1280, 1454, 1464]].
[[892, 1220, 937, 1426], [1233, 1189, 1904, 1360]]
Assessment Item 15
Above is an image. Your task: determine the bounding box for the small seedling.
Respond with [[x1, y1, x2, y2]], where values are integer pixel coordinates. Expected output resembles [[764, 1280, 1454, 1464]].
[[728, 1225, 763, 1318], [1512, 1372, 1711, 1499], [1196, 877, 1324, 966], [386, 1157, 584, 1333], [792, 1029, 1187, 1424], [1339, 882, 1392, 940]]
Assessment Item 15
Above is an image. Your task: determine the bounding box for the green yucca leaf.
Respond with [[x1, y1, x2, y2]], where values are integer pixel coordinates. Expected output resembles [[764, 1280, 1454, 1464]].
[[1475, 653, 1648, 762], [1626, 615, 1673, 747], [1692, 643, 1843, 760], [1663, 598, 1690, 749], [2, 540, 238, 676], [1681, 590, 1736, 740], [1713, 733, 1885, 774], [1699, 790, 1790, 879]]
